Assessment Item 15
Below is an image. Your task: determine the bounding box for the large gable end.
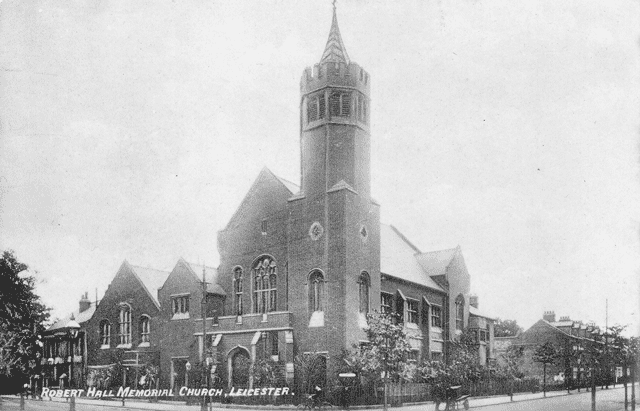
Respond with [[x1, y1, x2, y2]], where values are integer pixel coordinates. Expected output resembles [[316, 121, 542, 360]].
[[222, 167, 298, 231], [129, 264, 171, 308]]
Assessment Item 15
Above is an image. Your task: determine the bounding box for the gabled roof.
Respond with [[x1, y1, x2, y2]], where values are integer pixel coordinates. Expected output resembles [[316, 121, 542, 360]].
[[549, 320, 574, 328], [223, 167, 297, 230], [129, 264, 171, 307], [469, 305, 496, 321], [320, 7, 350, 64], [415, 247, 459, 277], [380, 224, 444, 292], [47, 305, 96, 332], [274, 174, 299, 195], [183, 260, 226, 296]]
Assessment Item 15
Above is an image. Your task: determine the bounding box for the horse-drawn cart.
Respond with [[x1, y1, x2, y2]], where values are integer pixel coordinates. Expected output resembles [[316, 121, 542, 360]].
[[434, 385, 470, 410]]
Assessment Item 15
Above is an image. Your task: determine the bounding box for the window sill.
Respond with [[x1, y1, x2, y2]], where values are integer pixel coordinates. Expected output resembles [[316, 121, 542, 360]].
[[138, 342, 150, 348], [308, 311, 324, 328], [116, 344, 132, 349], [405, 322, 419, 329], [171, 313, 190, 320], [100, 345, 110, 350]]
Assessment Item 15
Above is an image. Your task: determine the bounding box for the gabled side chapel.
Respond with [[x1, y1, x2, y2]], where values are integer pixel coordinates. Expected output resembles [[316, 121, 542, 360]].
[[45, 7, 495, 391]]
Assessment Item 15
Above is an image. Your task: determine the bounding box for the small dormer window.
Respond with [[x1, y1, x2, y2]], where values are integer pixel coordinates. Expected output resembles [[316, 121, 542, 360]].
[[261, 219, 267, 235]]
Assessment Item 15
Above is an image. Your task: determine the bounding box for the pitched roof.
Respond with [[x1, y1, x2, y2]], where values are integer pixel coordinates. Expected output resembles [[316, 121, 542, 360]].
[[469, 305, 496, 320], [380, 224, 444, 292], [549, 320, 574, 328], [274, 174, 299, 195], [320, 7, 350, 64], [415, 247, 459, 277], [184, 261, 226, 296], [47, 305, 96, 332], [130, 265, 171, 306]]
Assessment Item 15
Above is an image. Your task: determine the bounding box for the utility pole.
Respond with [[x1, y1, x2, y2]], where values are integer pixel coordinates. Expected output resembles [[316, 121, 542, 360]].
[[201, 266, 208, 411]]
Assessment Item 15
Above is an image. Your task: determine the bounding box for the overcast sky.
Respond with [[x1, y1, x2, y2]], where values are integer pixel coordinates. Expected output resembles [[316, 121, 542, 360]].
[[1, 0, 639, 334]]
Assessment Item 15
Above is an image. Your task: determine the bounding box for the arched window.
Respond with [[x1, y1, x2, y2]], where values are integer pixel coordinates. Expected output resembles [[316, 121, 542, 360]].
[[118, 304, 131, 346], [252, 256, 277, 313], [139, 315, 150, 344], [233, 267, 243, 316], [99, 320, 111, 347], [309, 270, 325, 313], [358, 272, 370, 314], [455, 295, 464, 331]]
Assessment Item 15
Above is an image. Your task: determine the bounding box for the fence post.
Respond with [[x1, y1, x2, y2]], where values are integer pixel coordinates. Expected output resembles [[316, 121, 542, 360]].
[[70, 395, 75, 411]]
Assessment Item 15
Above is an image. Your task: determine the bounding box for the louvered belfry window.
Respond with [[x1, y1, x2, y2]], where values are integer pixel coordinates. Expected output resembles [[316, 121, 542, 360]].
[[318, 95, 326, 119], [307, 97, 318, 123], [329, 92, 352, 118]]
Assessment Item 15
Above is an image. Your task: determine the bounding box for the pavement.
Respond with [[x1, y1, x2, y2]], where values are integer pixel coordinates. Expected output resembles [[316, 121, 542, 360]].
[[1, 384, 637, 411]]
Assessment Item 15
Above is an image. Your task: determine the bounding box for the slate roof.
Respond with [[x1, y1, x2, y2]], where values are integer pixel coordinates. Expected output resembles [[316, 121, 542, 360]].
[[415, 247, 459, 277], [184, 261, 226, 296], [47, 305, 96, 332], [274, 174, 300, 195], [380, 224, 444, 292], [549, 320, 574, 328], [130, 265, 171, 306], [469, 305, 496, 320]]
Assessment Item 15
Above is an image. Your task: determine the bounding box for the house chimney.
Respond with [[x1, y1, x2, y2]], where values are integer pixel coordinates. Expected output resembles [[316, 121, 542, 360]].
[[543, 311, 555, 322], [469, 295, 479, 309], [559, 315, 571, 322], [79, 292, 91, 313]]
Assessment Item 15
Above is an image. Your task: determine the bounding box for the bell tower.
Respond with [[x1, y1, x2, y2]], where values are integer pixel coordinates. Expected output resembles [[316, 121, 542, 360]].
[[299, 6, 371, 199], [287, 5, 380, 375]]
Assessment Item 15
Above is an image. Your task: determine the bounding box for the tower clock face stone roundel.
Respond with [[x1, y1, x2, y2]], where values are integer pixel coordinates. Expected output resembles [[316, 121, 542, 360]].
[[309, 222, 324, 241]]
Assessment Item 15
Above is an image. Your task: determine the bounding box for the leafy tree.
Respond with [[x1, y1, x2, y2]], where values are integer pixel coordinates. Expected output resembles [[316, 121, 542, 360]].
[[349, 311, 412, 383], [500, 345, 525, 379], [532, 342, 558, 397], [0, 250, 50, 385], [494, 318, 523, 338]]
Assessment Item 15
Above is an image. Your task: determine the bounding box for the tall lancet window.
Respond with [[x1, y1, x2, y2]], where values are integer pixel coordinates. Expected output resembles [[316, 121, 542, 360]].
[[358, 272, 370, 314], [252, 256, 277, 313], [233, 267, 243, 316], [455, 294, 465, 331], [309, 270, 325, 313]]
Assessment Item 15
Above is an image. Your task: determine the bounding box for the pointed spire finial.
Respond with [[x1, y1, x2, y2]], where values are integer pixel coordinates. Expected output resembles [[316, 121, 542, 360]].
[[320, 1, 350, 65]]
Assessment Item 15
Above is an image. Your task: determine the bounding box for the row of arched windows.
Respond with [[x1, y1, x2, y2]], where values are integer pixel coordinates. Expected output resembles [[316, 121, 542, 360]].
[[231, 256, 371, 319], [99, 304, 150, 348], [306, 91, 368, 124]]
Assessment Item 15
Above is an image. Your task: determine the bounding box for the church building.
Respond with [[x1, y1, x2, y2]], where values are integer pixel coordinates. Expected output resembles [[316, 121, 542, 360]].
[[45, 7, 495, 391]]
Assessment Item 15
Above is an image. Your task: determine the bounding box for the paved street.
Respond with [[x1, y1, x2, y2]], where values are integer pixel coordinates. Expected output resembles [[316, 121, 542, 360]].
[[1, 386, 636, 411]]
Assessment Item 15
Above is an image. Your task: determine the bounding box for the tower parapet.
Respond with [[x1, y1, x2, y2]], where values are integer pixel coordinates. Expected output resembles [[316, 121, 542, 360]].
[[301, 61, 370, 96]]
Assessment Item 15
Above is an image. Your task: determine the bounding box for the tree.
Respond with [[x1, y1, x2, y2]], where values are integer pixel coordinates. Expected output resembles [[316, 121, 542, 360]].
[[0, 250, 50, 388], [532, 342, 557, 397], [355, 311, 412, 383], [494, 318, 523, 338]]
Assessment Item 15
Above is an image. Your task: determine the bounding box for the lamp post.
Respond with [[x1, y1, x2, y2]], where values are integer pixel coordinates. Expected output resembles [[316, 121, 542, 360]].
[[66, 316, 80, 411], [66, 316, 81, 388]]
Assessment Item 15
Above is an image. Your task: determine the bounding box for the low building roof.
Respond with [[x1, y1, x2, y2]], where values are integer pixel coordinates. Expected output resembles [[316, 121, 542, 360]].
[[469, 305, 496, 320], [380, 224, 444, 292], [415, 248, 459, 277], [47, 305, 96, 333], [130, 265, 171, 306], [185, 261, 226, 296]]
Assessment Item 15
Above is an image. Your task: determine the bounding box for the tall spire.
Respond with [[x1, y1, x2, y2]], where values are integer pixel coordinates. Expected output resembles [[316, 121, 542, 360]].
[[320, 2, 350, 65]]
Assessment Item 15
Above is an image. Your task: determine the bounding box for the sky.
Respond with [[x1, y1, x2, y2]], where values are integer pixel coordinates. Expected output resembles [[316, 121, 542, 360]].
[[1, 0, 639, 335]]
